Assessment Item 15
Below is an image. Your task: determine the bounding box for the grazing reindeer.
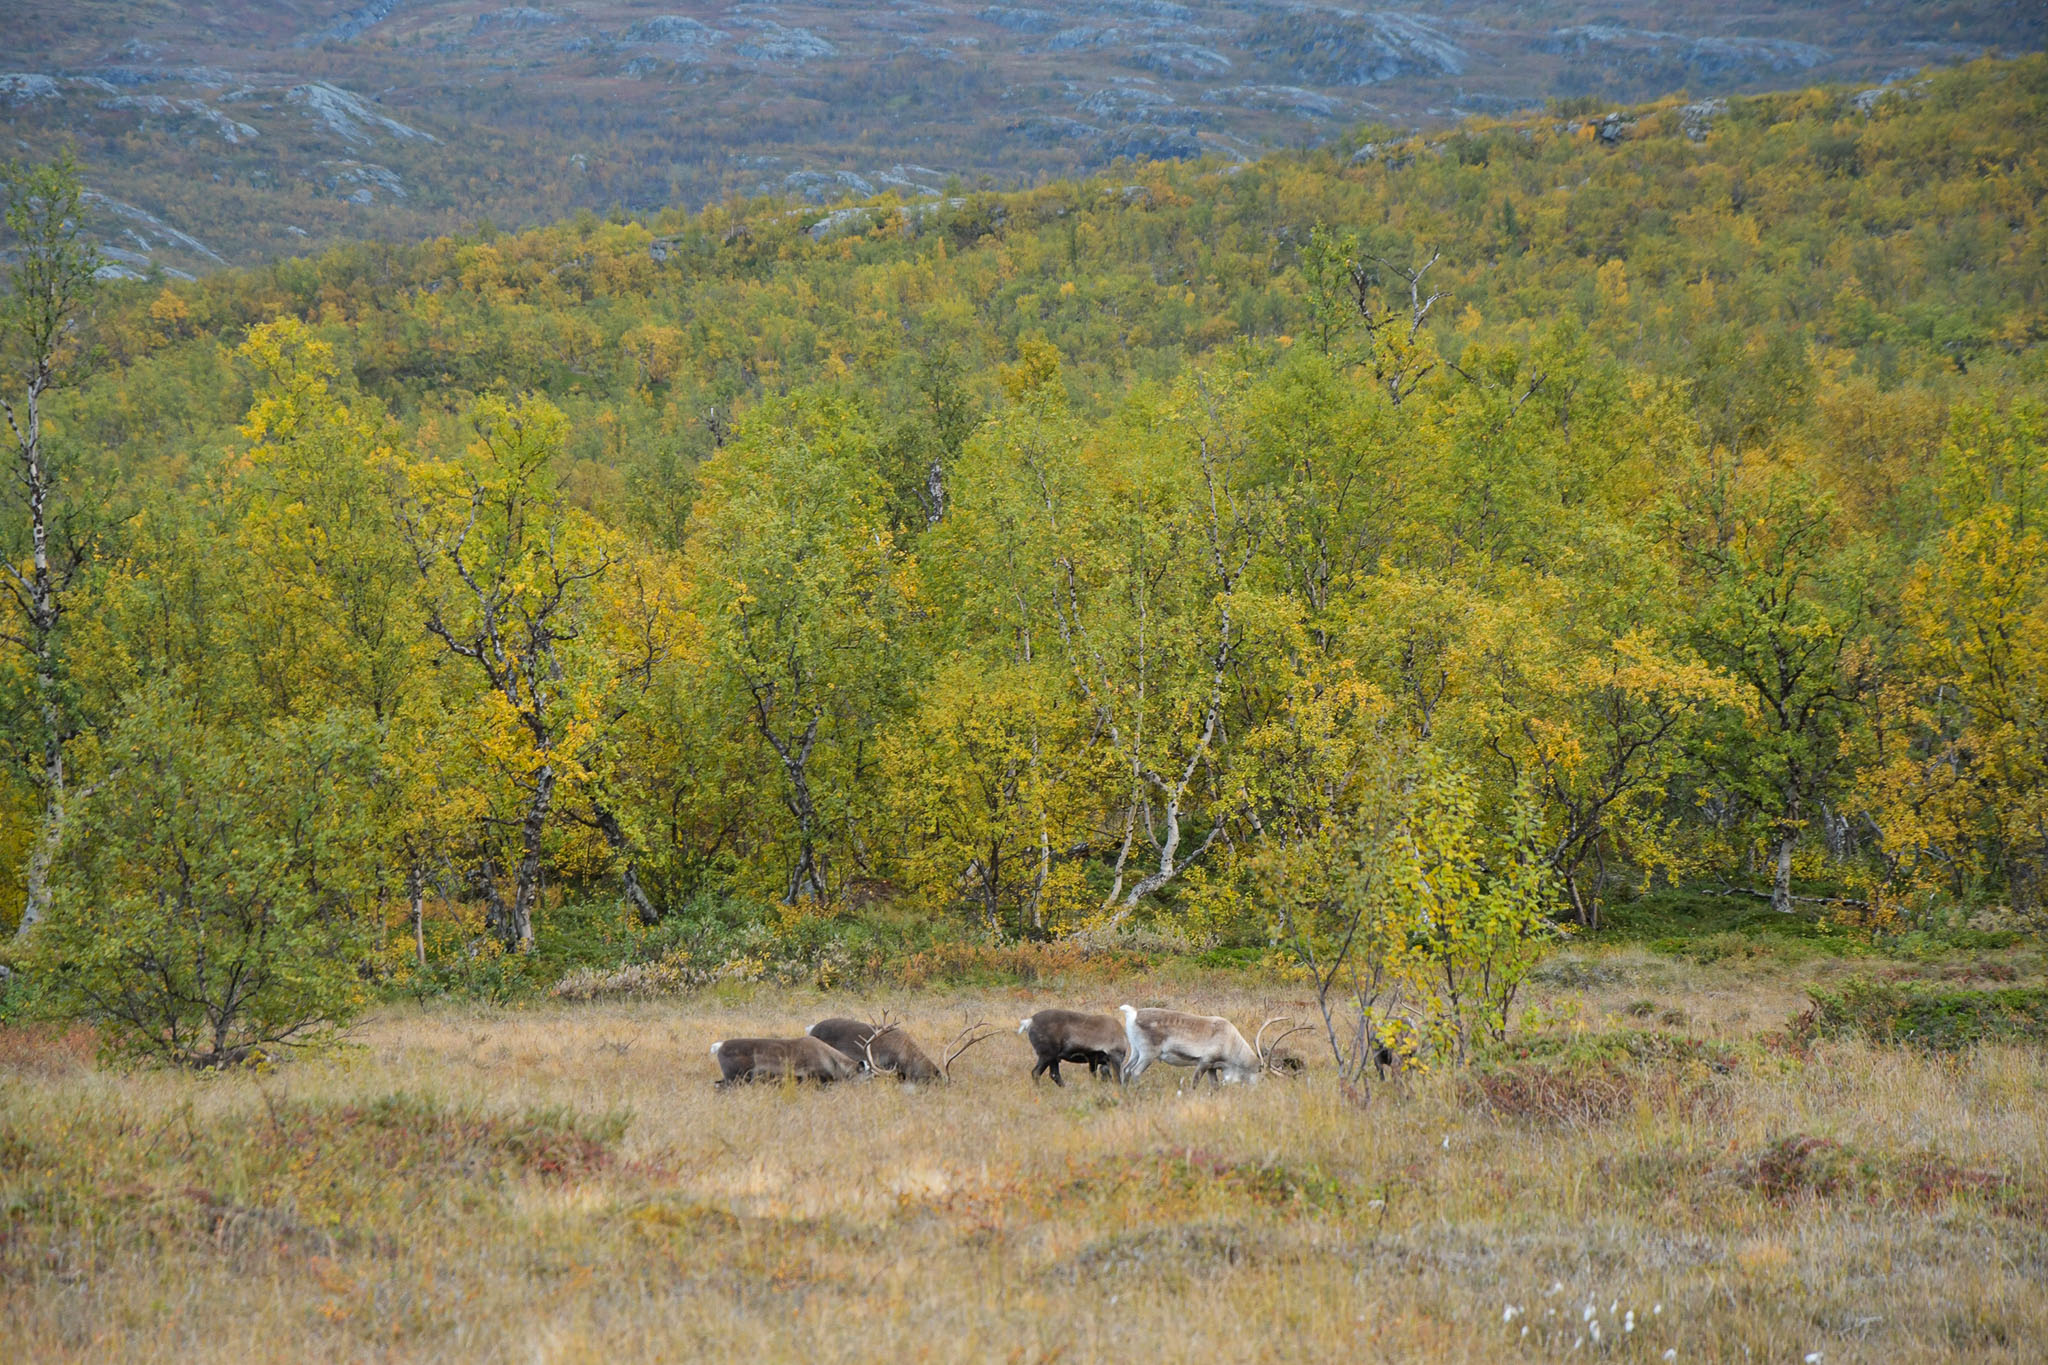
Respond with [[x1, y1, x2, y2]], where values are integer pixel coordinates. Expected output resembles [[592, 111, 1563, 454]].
[[809, 1017, 940, 1081], [709, 1036, 859, 1087], [1017, 1009, 1128, 1086], [1118, 1005, 1309, 1087], [806, 1016, 997, 1083]]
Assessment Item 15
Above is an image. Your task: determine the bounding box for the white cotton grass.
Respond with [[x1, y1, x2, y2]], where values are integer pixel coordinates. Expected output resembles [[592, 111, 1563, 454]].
[[1508, 1285, 1674, 1356]]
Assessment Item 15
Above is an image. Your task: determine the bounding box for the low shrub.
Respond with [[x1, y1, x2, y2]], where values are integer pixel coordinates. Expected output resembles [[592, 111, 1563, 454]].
[[1734, 1133, 2018, 1211], [0, 1023, 98, 1078], [1487, 1029, 1739, 1073], [551, 928, 869, 1000], [1610, 891, 2035, 964], [1876, 959, 2020, 985], [1798, 980, 2048, 1051], [1527, 956, 1636, 988], [1738, 1134, 1856, 1202], [1466, 1031, 1739, 1126], [1058, 1149, 1351, 1215], [1466, 1060, 1640, 1125]]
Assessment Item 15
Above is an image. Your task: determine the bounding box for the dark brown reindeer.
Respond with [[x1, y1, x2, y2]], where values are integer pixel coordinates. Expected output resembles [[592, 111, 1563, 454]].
[[1017, 1009, 1129, 1086], [708, 1035, 859, 1087], [806, 1016, 998, 1083], [1118, 1005, 1310, 1087]]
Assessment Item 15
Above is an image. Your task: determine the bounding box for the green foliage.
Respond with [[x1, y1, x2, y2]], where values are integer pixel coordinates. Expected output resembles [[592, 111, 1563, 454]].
[[1385, 764, 1565, 1060], [1, 149, 99, 381], [1802, 979, 2048, 1051], [7, 687, 379, 1066], [6, 61, 2048, 1038], [1272, 754, 1564, 1072], [1, 150, 104, 948], [685, 390, 908, 903]]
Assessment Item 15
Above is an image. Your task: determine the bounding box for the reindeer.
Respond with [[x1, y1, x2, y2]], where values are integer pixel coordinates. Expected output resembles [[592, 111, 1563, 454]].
[[806, 1016, 998, 1083], [1017, 1009, 1128, 1086], [708, 1035, 859, 1087], [1118, 1005, 1308, 1087], [809, 1017, 939, 1081]]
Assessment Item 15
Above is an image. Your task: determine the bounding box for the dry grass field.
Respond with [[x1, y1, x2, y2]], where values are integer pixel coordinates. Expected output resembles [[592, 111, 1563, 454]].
[[4, 946, 2047, 1363]]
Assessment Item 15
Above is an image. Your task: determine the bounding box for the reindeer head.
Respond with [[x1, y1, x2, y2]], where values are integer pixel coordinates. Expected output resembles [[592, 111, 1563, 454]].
[[1254, 1017, 1312, 1077]]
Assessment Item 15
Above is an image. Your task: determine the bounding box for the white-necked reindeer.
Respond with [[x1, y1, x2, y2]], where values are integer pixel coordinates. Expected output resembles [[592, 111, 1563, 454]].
[[1118, 1005, 1307, 1086]]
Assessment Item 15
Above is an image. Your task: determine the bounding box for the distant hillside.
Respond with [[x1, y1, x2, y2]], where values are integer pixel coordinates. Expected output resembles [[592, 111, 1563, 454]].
[[76, 57, 2048, 441], [3, 1, 2040, 275]]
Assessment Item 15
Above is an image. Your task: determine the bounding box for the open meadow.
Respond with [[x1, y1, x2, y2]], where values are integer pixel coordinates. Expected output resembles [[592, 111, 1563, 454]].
[[6, 921, 2046, 1363]]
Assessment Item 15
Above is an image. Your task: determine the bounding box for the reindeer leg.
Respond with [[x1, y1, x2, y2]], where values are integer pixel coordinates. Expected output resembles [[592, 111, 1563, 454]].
[[1048, 1059, 1065, 1087]]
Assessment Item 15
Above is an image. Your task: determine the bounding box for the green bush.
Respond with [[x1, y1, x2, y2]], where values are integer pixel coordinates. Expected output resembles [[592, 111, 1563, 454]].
[[1802, 979, 2048, 1051], [8, 689, 379, 1066]]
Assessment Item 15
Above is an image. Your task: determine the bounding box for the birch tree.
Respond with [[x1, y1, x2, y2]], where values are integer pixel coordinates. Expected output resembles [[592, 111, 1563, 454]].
[[686, 391, 907, 904], [401, 394, 613, 949], [1, 154, 100, 950]]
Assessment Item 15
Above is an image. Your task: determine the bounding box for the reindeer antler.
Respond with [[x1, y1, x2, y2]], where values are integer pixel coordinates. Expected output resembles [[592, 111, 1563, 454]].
[[860, 1014, 901, 1077], [1253, 1017, 1289, 1057], [1255, 1017, 1312, 1075], [941, 1022, 999, 1081]]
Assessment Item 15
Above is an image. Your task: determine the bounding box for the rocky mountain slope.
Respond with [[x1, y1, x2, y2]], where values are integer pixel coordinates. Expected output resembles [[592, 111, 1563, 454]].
[[5, 2, 2040, 275]]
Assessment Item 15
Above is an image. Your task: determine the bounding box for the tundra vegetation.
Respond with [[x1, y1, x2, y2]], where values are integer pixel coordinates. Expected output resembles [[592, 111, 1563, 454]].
[[0, 54, 2045, 1361], [4, 935, 2047, 1361]]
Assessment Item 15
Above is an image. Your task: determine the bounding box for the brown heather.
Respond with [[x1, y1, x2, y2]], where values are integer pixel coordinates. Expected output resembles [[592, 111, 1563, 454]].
[[4, 950, 2046, 1362]]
